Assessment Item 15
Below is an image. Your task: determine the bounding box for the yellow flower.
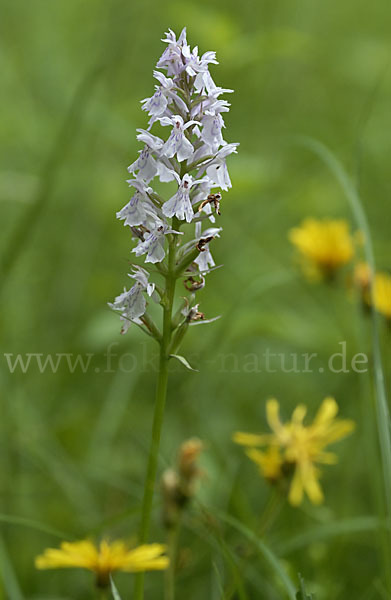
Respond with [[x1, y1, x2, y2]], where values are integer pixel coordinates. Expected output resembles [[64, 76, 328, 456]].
[[35, 539, 169, 588], [234, 397, 355, 506], [372, 272, 391, 319], [353, 261, 372, 294], [289, 218, 354, 279], [245, 446, 284, 482]]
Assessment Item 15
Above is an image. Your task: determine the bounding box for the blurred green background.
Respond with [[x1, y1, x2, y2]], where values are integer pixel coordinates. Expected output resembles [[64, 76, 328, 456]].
[[1, 0, 391, 598]]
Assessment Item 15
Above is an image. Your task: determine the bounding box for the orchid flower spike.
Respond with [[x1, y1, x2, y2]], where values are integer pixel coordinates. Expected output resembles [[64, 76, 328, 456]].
[[110, 27, 238, 335]]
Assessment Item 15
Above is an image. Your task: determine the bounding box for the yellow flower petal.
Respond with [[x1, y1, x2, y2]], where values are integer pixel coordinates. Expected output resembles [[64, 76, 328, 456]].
[[246, 447, 283, 481], [288, 467, 304, 506], [35, 540, 98, 570], [316, 451, 338, 464], [266, 398, 283, 434], [35, 539, 169, 578], [302, 464, 324, 505], [232, 432, 273, 447], [292, 404, 307, 424], [313, 397, 338, 426], [320, 420, 356, 445], [121, 544, 169, 572], [373, 272, 391, 319]]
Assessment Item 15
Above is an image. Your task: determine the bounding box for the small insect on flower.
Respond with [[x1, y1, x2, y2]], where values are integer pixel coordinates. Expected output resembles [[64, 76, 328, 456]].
[[234, 397, 355, 506], [289, 218, 355, 280], [372, 272, 391, 320], [35, 539, 169, 588], [198, 192, 222, 215]]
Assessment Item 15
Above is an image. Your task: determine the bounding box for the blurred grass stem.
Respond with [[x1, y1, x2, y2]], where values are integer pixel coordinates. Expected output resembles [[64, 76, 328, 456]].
[[165, 521, 180, 600]]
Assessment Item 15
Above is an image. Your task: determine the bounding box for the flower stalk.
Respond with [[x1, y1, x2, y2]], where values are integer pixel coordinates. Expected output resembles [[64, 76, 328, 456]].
[[134, 232, 177, 599]]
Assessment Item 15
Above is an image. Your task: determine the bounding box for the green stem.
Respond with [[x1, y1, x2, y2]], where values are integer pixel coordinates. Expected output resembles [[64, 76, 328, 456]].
[[258, 488, 283, 537], [134, 233, 177, 600], [165, 522, 180, 600], [175, 247, 200, 277], [97, 588, 108, 600], [141, 313, 162, 342]]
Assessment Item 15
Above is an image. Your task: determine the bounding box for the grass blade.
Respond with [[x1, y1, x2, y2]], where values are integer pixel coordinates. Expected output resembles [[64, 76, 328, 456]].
[[110, 576, 123, 600], [292, 136, 391, 589], [216, 511, 296, 600], [0, 535, 24, 600], [0, 514, 68, 540], [276, 516, 381, 555]]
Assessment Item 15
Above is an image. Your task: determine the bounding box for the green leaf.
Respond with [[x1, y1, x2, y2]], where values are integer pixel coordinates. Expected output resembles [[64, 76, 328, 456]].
[[189, 315, 221, 326], [0, 512, 68, 539], [169, 354, 199, 371], [0, 535, 25, 600], [110, 576, 123, 600], [215, 511, 296, 600]]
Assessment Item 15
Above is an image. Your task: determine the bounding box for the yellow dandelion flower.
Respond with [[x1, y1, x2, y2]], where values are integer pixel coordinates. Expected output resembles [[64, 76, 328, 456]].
[[245, 446, 284, 482], [234, 397, 355, 506], [35, 539, 168, 588], [353, 261, 372, 294], [289, 218, 354, 280], [373, 272, 391, 319]]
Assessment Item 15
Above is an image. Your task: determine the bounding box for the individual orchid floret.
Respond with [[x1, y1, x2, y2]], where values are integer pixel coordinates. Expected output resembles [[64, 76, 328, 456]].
[[162, 173, 206, 223], [141, 88, 168, 120], [141, 71, 188, 127], [205, 162, 231, 192], [200, 112, 225, 151], [181, 302, 205, 322], [117, 180, 158, 228], [157, 28, 188, 77], [109, 267, 155, 334], [153, 71, 187, 108], [194, 68, 226, 95], [160, 115, 200, 162], [194, 224, 222, 272], [132, 223, 176, 264], [181, 45, 218, 78], [191, 180, 212, 205], [136, 129, 165, 151], [128, 145, 158, 183], [195, 144, 238, 192]]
